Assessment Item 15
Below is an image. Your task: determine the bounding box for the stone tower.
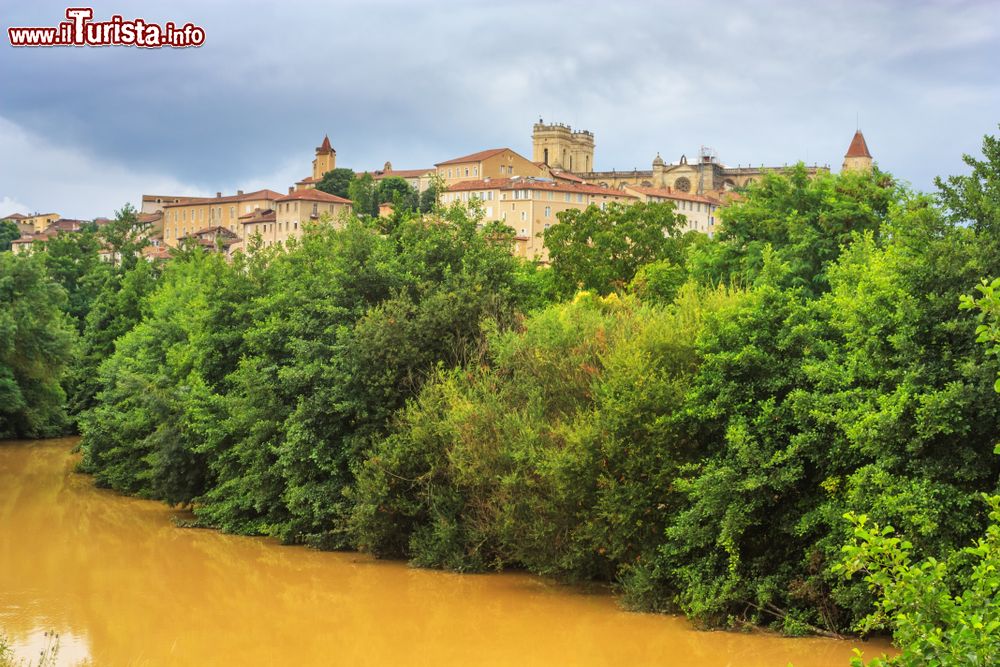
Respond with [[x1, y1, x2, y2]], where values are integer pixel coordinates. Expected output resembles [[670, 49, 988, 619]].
[[842, 130, 873, 173], [532, 119, 594, 173], [312, 135, 337, 181]]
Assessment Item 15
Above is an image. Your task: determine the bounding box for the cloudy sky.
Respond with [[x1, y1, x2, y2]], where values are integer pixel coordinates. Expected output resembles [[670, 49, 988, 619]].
[[1, 0, 998, 218]]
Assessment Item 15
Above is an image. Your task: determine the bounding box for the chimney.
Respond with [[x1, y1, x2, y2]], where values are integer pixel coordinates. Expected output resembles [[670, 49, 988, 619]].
[[237, 190, 244, 196], [288, 187, 294, 194], [216, 192, 222, 198]]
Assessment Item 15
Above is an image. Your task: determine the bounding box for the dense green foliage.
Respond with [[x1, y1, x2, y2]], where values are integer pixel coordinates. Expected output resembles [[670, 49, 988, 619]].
[[316, 167, 356, 199], [0, 253, 75, 438], [0, 220, 20, 252], [543, 201, 687, 297], [10, 129, 1000, 658]]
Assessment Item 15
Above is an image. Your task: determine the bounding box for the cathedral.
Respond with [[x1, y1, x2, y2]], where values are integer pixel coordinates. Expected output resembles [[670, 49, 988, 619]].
[[531, 120, 871, 196]]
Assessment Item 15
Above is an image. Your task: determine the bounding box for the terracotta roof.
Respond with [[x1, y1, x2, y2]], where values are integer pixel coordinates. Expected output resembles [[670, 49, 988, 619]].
[[319, 135, 334, 153], [371, 168, 433, 179], [296, 176, 320, 185], [845, 130, 872, 158], [239, 209, 276, 223], [142, 246, 172, 260], [435, 148, 510, 166], [2, 213, 26, 220], [137, 213, 162, 224], [550, 170, 586, 184], [162, 190, 283, 207], [141, 195, 196, 203], [625, 186, 720, 205], [186, 225, 240, 237], [276, 189, 352, 204], [447, 177, 638, 198]]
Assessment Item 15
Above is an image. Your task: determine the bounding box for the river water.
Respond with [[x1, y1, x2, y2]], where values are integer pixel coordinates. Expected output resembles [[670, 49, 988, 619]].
[[0, 439, 891, 666]]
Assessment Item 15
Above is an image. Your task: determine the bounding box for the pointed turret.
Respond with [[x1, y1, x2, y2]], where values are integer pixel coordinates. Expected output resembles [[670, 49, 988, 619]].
[[842, 130, 873, 173], [312, 134, 337, 180]]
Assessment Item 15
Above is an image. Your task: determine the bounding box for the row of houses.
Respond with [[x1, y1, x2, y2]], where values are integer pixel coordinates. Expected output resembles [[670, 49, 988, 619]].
[[6, 125, 870, 262]]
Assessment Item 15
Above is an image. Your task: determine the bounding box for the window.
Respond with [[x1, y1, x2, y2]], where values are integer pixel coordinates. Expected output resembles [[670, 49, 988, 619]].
[[448, 169, 453, 178], [312, 203, 318, 216], [486, 206, 493, 217], [520, 228, 527, 235], [294, 222, 298, 230], [548, 191, 553, 200], [544, 206, 551, 217], [565, 193, 571, 202], [577, 194, 584, 203], [230, 206, 235, 218], [544, 223, 550, 229], [473, 167, 478, 176], [464, 168, 469, 177], [520, 211, 526, 222]]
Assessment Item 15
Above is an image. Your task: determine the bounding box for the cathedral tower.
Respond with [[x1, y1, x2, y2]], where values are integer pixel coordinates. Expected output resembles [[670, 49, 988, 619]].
[[532, 120, 594, 173]]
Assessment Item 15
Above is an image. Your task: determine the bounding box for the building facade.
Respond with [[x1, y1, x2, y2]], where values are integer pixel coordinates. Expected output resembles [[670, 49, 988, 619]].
[[442, 176, 638, 261], [161, 189, 283, 247], [435, 148, 544, 188]]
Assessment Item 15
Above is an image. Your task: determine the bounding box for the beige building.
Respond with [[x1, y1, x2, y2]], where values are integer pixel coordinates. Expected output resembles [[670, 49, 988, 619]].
[[842, 130, 874, 172], [363, 162, 436, 193], [443, 176, 638, 261], [623, 186, 722, 235], [141, 195, 197, 215], [7, 212, 61, 233], [435, 148, 544, 188], [161, 189, 283, 247], [240, 188, 353, 248]]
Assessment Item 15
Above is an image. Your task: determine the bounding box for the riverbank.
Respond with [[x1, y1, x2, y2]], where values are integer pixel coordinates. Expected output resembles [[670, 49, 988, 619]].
[[0, 439, 892, 666]]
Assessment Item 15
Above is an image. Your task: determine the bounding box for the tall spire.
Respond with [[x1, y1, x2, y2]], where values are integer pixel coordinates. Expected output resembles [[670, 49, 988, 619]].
[[318, 134, 334, 153], [842, 129, 873, 173], [845, 130, 871, 159]]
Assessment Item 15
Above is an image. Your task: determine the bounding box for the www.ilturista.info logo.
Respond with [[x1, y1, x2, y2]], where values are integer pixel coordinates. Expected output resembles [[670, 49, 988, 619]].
[[7, 8, 205, 48]]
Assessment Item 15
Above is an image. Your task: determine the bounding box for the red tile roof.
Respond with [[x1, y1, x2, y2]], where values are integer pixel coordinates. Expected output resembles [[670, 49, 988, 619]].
[[2, 213, 26, 220], [319, 135, 334, 153], [625, 186, 720, 205], [239, 209, 276, 223], [435, 148, 510, 166], [550, 169, 585, 183], [447, 177, 638, 198], [845, 130, 872, 158], [370, 168, 433, 179], [162, 190, 283, 207], [276, 189, 352, 204]]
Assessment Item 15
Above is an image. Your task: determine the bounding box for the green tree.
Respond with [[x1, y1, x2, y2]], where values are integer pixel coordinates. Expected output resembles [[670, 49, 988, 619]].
[[348, 173, 378, 218], [316, 167, 356, 199], [0, 220, 20, 252], [98, 203, 149, 270], [543, 201, 684, 296], [690, 165, 895, 295], [375, 176, 419, 213], [42, 227, 109, 330], [0, 253, 75, 438], [837, 499, 1000, 666]]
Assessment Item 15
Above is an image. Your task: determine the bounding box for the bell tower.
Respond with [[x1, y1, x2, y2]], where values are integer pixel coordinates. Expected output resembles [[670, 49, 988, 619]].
[[312, 135, 337, 181], [842, 130, 873, 173]]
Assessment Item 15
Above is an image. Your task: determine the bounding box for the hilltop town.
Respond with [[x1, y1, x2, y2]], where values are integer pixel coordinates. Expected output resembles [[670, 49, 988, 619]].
[[2, 122, 874, 263]]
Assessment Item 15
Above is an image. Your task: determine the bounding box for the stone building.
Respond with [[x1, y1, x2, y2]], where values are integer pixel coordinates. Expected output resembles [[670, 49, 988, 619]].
[[531, 120, 832, 196], [441, 176, 637, 261]]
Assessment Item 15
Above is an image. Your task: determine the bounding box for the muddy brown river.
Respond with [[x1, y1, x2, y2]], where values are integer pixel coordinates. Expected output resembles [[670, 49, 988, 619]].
[[0, 439, 892, 666]]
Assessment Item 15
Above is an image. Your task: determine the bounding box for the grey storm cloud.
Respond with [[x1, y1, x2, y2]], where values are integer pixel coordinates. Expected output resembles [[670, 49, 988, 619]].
[[1, 0, 999, 217]]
